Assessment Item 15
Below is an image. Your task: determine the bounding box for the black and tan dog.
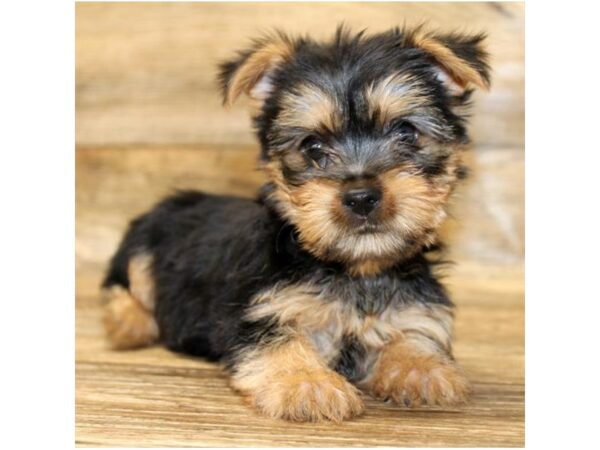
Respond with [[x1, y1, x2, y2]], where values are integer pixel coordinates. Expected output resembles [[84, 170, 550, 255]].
[[102, 25, 490, 422]]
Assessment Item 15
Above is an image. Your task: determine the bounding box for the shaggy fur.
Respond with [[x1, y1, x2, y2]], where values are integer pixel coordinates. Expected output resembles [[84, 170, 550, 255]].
[[102, 25, 490, 422]]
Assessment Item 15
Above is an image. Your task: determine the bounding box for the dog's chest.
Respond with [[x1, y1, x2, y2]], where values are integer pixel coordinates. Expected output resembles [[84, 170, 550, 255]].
[[247, 276, 416, 371], [300, 294, 406, 383], [304, 295, 400, 361]]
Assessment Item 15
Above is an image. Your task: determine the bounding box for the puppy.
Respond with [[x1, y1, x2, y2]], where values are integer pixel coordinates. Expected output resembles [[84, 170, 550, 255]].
[[102, 25, 490, 422]]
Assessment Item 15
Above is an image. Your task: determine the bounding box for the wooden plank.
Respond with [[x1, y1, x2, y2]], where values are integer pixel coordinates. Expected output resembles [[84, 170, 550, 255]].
[[76, 2, 524, 148], [76, 264, 524, 447]]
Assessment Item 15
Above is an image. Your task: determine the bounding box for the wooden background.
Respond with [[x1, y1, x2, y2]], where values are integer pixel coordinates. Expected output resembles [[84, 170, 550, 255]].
[[75, 2, 524, 447]]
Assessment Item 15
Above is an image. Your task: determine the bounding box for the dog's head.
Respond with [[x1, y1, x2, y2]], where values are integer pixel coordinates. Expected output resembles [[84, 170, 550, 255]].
[[219, 26, 490, 275]]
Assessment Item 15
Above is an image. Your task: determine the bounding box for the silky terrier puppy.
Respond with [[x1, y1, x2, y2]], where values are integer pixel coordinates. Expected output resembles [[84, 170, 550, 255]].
[[102, 25, 490, 422]]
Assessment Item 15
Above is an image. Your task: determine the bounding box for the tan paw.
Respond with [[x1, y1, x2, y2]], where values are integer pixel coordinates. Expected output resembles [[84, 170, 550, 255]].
[[250, 369, 364, 422], [370, 353, 470, 407], [103, 286, 159, 350]]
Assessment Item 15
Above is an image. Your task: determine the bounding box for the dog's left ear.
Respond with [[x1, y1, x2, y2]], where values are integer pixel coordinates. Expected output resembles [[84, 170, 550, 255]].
[[405, 28, 491, 96], [218, 32, 295, 107]]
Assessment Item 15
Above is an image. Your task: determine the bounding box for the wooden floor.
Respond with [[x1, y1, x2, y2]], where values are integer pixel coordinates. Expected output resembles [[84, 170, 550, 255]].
[[75, 3, 524, 447], [77, 273, 523, 447], [75, 147, 524, 448]]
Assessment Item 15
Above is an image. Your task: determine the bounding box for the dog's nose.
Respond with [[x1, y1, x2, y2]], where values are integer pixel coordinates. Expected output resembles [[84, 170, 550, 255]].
[[342, 187, 382, 217]]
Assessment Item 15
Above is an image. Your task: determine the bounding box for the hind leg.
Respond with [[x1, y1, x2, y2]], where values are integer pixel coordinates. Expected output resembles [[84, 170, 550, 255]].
[[103, 253, 159, 349]]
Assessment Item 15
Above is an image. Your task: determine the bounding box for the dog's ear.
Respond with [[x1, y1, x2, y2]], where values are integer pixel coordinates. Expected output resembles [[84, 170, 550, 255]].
[[405, 27, 491, 96], [218, 32, 295, 107]]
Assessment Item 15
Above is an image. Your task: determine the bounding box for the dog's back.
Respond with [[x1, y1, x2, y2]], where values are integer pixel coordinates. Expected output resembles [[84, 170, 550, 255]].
[[102, 190, 281, 357]]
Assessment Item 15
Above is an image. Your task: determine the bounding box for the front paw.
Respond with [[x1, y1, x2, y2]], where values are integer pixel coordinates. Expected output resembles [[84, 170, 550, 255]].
[[250, 369, 365, 422], [370, 353, 470, 407]]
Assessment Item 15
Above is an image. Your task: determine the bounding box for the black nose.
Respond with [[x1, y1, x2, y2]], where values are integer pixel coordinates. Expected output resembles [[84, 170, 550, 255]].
[[342, 188, 382, 218]]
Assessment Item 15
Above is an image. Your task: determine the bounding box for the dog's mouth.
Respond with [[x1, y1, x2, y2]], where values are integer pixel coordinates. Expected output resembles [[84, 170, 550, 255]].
[[354, 220, 385, 235]]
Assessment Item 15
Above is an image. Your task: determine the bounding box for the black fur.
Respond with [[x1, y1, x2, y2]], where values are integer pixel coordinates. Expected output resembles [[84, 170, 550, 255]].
[[334, 336, 369, 382], [104, 189, 451, 363]]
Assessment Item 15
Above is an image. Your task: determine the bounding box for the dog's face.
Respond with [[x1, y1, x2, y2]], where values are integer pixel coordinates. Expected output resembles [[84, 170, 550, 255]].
[[220, 27, 490, 275]]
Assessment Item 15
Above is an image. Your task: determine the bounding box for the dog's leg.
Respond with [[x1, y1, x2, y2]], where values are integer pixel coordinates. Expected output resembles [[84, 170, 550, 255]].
[[103, 253, 159, 349], [230, 333, 364, 422], [363, 303, 470, 406]]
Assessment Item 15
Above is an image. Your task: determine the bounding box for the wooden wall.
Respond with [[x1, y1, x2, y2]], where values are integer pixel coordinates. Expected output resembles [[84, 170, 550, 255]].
[[76, 2, 524, 268]]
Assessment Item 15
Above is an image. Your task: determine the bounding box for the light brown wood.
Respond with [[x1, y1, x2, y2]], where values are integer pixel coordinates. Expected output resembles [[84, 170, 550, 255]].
[[76, 147, 524, 447], [75, 2, 524, 447], [75, 2, 524, 149], [76, 261, 523, 447]]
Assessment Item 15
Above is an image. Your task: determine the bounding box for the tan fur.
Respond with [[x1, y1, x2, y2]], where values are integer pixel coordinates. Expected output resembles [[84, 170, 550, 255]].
[[407, 30, 489, 91], [364, 73, 431, 126], [266, 169, 343, 261], [266, 162, 406, 266], [265, 160, 334, 254], [128, 253, 156, 311], [103, 285, 159, 349], [103, 252, 158, 349], [224, 36, 294, 106], [379, 165, 453, 249], [246, 282, 461, 409], [277, 83, 341, 132], [364, 338, 470, 407], [265, 159, 459, 269], [247, 283, 454, 353], [347, 258, 396, 277], [231, 334, 364, 422]]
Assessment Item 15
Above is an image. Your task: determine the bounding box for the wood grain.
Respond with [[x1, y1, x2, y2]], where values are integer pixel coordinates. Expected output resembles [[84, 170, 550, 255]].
[[76, 262, 523, 447], [75, 146, 524, 447], [76, 2, 524, 148], [75, 2, 524, 447]]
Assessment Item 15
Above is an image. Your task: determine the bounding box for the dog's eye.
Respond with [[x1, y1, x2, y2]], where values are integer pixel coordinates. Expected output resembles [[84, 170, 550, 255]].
[[391, 120, 419, 145], [301, 137, 329, 169]]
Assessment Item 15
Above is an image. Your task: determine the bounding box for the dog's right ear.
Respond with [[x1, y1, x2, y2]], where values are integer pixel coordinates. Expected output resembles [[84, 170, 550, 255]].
[[218, 32, 295, 107]]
